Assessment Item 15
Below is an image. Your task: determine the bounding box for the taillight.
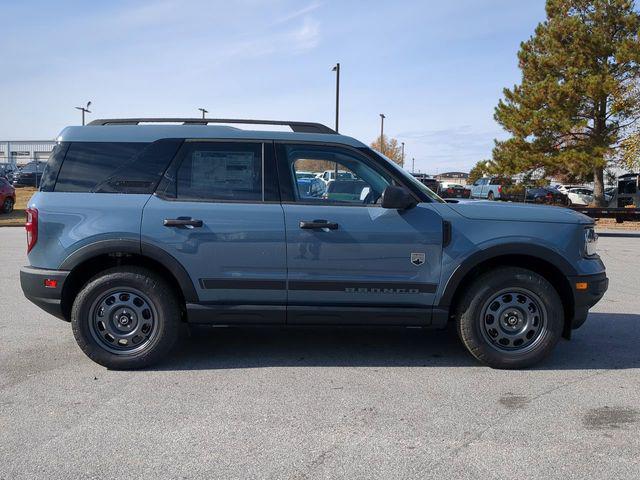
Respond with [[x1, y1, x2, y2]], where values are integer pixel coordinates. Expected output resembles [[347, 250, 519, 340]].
[[25, 208, 38, 253], [498, 185, 503, 194]]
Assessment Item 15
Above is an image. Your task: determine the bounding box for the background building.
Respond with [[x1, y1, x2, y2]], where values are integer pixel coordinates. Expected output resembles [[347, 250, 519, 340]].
[[0, 140, 56, 168], [435, 171, 470, 185]]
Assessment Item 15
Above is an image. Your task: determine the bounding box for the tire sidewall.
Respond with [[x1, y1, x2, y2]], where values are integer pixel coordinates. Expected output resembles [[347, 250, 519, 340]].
[[2, 198, 13, 213]]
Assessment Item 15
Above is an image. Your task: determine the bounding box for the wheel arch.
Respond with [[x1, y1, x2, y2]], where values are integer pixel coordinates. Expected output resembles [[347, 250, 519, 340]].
[[440, 244, 576, 338], [59, 240, 198, 320]]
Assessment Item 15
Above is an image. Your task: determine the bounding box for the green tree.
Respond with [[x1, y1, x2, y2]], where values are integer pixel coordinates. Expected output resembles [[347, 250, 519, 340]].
[[493, 0, 640, 206], [370, 135, 404, 165]]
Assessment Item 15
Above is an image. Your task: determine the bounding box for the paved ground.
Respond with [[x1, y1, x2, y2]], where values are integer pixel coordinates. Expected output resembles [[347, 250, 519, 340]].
[[1, 227, 638, 479]]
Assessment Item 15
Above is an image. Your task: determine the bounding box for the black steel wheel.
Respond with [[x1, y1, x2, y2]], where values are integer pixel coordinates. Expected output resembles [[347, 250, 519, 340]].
[[455, 267, 563, 369], [479, 288, 546, 354], [89, 289, 158, 354]]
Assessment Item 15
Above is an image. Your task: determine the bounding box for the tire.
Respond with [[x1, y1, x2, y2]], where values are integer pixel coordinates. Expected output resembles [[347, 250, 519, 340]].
[[71, 266, 181, 369], [2, 197, 14, 213], [455, 267, 563, 369], [487, 191, 495, 201]]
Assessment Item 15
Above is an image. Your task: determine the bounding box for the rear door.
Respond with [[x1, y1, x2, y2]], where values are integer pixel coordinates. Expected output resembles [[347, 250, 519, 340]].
[[276, 143, 443, 326], [141, 140, 287, 324]]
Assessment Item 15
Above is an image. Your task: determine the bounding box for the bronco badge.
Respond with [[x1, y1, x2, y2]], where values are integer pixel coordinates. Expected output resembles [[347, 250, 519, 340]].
[[410, 253, 425, 266]]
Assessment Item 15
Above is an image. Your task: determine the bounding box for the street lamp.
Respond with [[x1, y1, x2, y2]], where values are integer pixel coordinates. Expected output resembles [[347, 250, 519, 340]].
[[401, 142, 405, 167], [331, 63, 340, 133], [198, 108, 208, 119], [75, 101, 92, 126], [379, 114, 386, 155]]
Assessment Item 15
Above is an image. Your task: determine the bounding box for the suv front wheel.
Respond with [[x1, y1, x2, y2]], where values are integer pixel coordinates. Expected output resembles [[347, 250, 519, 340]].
[[455, 267, 563, 369], [71, 266, 181, 369]]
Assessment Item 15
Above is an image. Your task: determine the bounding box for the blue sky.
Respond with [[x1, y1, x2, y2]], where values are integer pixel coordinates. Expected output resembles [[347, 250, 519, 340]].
[[0, 0, 546, 173]]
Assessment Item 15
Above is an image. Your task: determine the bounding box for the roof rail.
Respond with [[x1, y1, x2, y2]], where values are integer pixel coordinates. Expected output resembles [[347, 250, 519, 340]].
[[87, 118, 336, 134]]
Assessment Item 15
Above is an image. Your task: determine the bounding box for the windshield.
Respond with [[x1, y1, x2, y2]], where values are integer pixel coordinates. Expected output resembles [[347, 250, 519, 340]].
[[363, 148, 444, 203]]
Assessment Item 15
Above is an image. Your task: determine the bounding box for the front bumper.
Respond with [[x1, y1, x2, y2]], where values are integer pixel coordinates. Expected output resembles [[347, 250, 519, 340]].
[[569, 272, 609, 330], [20, 266, 70, 321]]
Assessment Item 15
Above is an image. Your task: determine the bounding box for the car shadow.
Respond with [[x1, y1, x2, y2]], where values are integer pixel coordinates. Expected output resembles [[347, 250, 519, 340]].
[[150, 313, 639, 371]]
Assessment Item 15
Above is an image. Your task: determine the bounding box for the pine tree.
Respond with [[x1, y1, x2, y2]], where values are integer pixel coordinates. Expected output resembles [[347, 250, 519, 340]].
[[493, 0, 640, 206]]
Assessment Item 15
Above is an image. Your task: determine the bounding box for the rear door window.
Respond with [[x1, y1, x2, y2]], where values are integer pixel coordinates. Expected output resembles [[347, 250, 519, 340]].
[[174, 142, 264, 202]]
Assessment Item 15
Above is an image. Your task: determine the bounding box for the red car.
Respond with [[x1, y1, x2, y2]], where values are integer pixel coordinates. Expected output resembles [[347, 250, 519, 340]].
[[439, 182, 471, 199], [0, 177, 16, 213]]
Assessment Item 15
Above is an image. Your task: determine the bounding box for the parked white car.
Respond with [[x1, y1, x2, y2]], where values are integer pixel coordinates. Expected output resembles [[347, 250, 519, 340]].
[[566, 187, 612, 206], [554, 184, 581, 194], [318, 170, 356, 184]]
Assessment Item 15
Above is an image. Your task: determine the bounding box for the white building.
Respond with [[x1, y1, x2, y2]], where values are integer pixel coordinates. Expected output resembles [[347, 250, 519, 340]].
[[0, 140, 56, 168]]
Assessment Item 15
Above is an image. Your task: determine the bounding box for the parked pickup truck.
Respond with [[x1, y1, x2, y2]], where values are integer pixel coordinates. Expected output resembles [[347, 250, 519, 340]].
[[470, 177, 507, 200], [21, 118, 607, 370]]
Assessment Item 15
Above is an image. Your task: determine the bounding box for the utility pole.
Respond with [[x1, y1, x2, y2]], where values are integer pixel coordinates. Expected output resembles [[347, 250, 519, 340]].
[[379, 114, 385, 155], [75, 101, 92, 125], [412, 157, 415, 173], [198, 108, 208, 119], [331, 63, 340, 133], [401, 142, 405, 167]]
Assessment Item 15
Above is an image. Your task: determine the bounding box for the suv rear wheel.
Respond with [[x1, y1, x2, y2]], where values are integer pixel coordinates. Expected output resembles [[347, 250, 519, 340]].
[[71, 266, 181, 369], [455, 267, 563, 369]]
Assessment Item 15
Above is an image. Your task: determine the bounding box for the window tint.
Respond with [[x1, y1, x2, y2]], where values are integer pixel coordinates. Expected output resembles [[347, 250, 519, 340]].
[[284, 144, 392, 205], [40, 143, 69, 192], [54, 140, 181, 194], [175, 142, 263, 202]]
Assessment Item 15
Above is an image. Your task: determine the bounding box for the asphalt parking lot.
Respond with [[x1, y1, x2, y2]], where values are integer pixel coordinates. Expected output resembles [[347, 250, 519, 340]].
[[1, 227, 639, 479]]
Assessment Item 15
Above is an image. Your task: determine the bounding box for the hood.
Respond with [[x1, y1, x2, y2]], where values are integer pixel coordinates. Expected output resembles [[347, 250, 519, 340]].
[[446, 199, 593, 224]]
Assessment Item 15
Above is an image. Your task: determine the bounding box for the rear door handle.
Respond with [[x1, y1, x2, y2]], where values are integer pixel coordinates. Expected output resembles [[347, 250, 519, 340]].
[[299, 220, 339, 230], [163, 218, 203, 228]]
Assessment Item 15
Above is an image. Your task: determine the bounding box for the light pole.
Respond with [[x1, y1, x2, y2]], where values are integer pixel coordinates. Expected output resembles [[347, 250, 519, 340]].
[[331, 63, 340, 133], [75, 101, 92, 125], [412, 157, 415, 173], [401, 142, 405, 167], [379, 113, 385, 155], [198, 108, 208, 119]]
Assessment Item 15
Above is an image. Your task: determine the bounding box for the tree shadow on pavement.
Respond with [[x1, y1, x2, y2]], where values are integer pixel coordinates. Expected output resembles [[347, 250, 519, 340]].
[[151, 313, 639, 371]]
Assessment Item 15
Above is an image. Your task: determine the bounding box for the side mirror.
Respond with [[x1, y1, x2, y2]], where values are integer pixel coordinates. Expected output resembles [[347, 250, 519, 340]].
[[381, 185, 417, 210]]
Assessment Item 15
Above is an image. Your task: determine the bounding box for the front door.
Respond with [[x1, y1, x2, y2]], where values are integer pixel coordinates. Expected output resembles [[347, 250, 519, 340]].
[[276, 143, 443, 325], [141, 140, 286, 324]]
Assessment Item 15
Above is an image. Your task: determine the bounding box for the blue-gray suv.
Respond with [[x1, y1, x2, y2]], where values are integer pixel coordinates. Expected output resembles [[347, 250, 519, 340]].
[[20, 118, 608, 369]]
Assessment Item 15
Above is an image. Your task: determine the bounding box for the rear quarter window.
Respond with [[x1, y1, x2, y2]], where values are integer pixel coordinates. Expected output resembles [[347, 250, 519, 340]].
[[53, 140, 182, 194]]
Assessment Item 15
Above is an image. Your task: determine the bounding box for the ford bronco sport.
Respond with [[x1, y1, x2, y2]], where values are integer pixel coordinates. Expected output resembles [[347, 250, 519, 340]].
[[20, 118, 608, 369]]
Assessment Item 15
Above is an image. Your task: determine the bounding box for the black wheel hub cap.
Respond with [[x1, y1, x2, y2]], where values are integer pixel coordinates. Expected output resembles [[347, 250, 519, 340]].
[[90, 290, 156, 354], [480, 289, 547, 353]]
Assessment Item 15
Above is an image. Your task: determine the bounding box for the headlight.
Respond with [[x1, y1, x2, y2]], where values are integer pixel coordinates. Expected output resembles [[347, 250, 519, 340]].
[[584, 227, 598, 257]]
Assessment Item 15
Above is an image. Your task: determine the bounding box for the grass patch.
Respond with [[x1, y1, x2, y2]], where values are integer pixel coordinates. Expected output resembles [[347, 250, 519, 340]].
[[0, 187, 37, 227]]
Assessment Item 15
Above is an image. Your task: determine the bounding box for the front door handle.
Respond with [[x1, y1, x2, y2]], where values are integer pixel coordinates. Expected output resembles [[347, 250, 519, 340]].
[[163, 217, 203, 228], [299, 220, 339, 230]]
